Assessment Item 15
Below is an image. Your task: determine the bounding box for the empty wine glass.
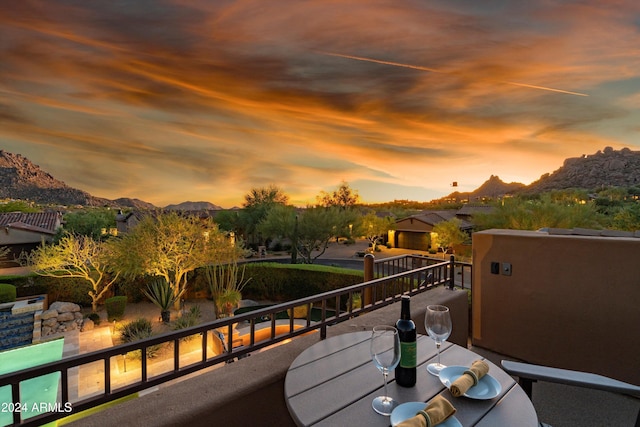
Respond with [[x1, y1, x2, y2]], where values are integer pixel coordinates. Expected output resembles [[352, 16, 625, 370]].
[[370, 325, 401, 416], [425, 305, 452, 376]]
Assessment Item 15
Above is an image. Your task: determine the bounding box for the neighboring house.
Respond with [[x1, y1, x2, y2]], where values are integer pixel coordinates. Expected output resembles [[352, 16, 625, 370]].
[[0, 211, 63, 264], [391, 210, 474, 251], [115, 209, 223, 234], [115, 210, 143, 234]]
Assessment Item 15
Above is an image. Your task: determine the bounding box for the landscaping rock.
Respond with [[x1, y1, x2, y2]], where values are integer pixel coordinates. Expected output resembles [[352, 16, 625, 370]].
[[57, 312, 75, 322], [42, 318, 58, 328], [50, 301, 80, 313], [64, 321, 77, 331], [41, 309, 58, 320], [40, 301, 86, 337]]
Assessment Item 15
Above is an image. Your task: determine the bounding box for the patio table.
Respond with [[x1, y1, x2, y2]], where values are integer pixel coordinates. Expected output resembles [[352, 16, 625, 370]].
[[285, 331, 538, 426]]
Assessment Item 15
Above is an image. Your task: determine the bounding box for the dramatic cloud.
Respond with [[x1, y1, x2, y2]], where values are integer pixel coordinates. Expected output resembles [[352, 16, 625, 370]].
[[1, 0, 639, 207]]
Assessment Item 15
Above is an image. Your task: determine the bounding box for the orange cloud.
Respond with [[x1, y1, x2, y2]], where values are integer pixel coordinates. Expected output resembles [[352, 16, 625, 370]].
[[0, 0, 638, 207]]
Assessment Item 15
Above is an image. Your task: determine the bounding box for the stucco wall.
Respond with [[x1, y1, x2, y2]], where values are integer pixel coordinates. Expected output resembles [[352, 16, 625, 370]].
[[0, 227, 53, 245], [472, 229, 640, 384]]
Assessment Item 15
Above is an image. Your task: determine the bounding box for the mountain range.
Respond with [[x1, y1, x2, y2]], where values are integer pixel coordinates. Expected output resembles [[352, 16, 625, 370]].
[[442, 146, 640, 201], [2, 147, 640, 208]]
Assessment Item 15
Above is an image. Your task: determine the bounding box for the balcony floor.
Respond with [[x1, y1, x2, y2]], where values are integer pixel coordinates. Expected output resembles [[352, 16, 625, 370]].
[[470, 345, 639, 427]]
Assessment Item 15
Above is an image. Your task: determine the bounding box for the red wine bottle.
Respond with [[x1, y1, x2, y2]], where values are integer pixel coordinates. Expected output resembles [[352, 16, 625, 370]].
[[395, 295, 417, 387]]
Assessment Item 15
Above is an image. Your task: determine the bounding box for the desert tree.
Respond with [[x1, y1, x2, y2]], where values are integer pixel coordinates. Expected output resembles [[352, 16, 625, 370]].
[[357, 212, 395, 252], [29, 234, 118, 312], [296, 206, 342, 264], [474, 195, 604, 230], [431, 218, 467, 257], [316, 181, 360, 209], [260, 205, 343, 264], [109, 212, 238, 310], [239, 185, 289, 245]]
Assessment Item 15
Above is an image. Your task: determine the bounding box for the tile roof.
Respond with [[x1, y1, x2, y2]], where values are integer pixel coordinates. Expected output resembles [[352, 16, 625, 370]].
[[0, 212, 62, 234], [396, 210, 473, 230]]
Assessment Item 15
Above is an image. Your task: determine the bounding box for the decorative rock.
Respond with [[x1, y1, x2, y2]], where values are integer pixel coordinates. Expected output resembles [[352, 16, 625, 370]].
[[82, 318, 94, 332], [49, 301, 80, 313], [57, 312, 75, 322], [42, 318, 58, 328], [39, 301, 95, 337], [64, 321, 77, 331], [41, 309, 58, 320]]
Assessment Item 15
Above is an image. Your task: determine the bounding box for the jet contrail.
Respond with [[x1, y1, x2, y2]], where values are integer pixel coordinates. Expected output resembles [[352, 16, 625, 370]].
[[320, 51, 589, 97]]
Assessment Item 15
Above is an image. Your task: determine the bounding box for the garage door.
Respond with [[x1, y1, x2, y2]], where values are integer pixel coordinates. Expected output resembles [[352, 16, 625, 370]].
[[397, 231, 428, 250]]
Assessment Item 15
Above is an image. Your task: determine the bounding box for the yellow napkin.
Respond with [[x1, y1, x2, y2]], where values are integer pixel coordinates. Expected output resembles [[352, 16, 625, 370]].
[[397, 395, 456, 427], [449, 359, 490, 397]]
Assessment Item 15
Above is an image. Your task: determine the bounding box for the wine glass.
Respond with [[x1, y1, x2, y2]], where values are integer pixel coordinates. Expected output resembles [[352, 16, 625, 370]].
[[370, 325, 401, 416], [425, 305, 452, 376]]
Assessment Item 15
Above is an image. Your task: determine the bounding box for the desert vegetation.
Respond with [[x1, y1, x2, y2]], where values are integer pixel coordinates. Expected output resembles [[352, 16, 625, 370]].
[[3, 180, 640, 317]]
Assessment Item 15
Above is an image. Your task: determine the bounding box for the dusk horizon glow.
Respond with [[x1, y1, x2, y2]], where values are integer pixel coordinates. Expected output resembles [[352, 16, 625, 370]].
[[1, 1, 639, 208]]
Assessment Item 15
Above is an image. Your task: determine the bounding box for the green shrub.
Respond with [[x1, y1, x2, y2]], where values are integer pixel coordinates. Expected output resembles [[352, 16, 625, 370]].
[[105, 296, 127, 321], [119, 318, 161, 359], [172, 306, 201, 341], [120, 317, 153, 342], [117, 276, 152, 303], [45, 277, 93, 306], [3, 274, 92, 306], [240, 263, 363, 304], [87, 312, 101, 325], [0, 283, 17, 303]]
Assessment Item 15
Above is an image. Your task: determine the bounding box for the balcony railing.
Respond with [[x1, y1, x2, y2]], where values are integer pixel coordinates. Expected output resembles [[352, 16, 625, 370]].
[[374, 254, 472, 290], [0, 255, 471, 426]]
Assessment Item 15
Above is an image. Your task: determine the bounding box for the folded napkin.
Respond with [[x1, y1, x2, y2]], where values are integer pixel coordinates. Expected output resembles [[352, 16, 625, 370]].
[[449, 359, 490, 397], [397, 395, 456, 427]]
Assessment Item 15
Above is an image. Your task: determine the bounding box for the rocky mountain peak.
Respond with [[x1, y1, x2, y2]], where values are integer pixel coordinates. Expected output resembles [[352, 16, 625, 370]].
[[443, 175, 526, 201], [1, 150, 92, 205], [526, 146, 640, 192]]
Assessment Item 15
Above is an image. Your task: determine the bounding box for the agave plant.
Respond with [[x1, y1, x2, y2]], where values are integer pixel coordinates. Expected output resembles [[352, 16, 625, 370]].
[[143, 279, 186, 323]]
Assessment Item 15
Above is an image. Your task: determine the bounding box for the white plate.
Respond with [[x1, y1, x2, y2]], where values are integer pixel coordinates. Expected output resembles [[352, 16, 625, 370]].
[[439, 365, 502, 400], [390, 402, 462, 427]]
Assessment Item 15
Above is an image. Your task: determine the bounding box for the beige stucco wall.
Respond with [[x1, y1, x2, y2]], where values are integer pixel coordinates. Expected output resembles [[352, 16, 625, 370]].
[[472, 229, 640, 384], [0, 227, 52, 245], [395, 217, 433, 232]]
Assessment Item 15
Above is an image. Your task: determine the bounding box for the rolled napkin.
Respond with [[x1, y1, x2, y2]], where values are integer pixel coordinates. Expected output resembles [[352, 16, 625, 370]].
[[397, 395, 456, 427], [449, 359, 490, 397]]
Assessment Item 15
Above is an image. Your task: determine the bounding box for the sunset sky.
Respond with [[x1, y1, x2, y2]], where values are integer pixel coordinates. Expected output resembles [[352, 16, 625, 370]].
[[1, 1, 639, 208]]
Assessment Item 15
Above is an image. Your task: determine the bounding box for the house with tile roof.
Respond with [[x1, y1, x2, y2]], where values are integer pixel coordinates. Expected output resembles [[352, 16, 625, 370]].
[[0, 211, 63, 264]]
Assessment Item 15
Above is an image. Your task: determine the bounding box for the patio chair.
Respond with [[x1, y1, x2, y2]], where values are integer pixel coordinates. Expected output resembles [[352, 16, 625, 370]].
[[501, 360, 640, 427]]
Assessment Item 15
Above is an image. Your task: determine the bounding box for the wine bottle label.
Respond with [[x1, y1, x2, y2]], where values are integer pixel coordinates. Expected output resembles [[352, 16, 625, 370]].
[[399, 341, 417, 368]]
